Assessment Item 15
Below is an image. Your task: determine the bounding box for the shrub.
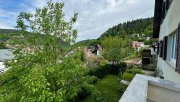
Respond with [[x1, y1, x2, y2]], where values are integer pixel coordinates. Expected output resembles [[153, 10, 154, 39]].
[[118, 62, 127, 73], [125, 68, 144, 75], [122, 66, 144, 81], [142, 65, 156, 71], [86, 56, 106, 68], [118, 83, 128, 94], [122, 72, 135, 81], [88, 64, 110, 79], [0, 42, 6, 49], [144, 39, 152, 45], [80, 49, 86, 62], [88, 62, 127, 79]]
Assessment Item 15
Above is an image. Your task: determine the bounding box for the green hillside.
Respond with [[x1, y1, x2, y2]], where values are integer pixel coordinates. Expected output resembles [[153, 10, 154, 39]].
[[0, 28, 20, 34], [100, 17, 153, 38]]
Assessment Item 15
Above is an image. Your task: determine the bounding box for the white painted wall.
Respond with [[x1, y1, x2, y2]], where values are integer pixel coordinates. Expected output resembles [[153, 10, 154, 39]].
[[148, 84, 180, 102], [159, 0, 180, 40], [157, 0, 180, 84], [157, 57, 180, 83]]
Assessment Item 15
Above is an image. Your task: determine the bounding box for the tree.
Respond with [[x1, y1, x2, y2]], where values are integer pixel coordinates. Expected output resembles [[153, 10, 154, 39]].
[[15, 1, 78, 61], [0, 1, 101, 102], [100, 17, 153, 39], [101, 36, 133, 64]]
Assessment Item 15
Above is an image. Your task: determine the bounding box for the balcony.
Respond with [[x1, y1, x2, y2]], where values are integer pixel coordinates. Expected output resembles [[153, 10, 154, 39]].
[[119, 74, 180, 102]]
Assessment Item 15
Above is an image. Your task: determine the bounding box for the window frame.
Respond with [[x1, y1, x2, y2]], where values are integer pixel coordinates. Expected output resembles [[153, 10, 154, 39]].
[[170, 32, 177, 63]]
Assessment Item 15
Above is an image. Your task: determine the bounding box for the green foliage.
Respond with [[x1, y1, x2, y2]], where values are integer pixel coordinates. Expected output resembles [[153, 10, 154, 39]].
[[0, 29, 20, 34], [80, 48, 86, 62], [0, 42, 6, 49], [125, 68, 144, 75], [144, 39, 152, 45], [122, 66, 144, 81], [118, 83, 128, 94], [80, 75, 127, 102], [101, 36, 133, 63], [122, 72, 135, 81], [117, 63, 127, 74], [132, 37, 145, 42], [100, 17, 153, 38], [0, 1, 102, 102], [88, 64, 110, 79], [86, 56, 106, 68], [0, 34, 10, 42], [0, 51, 99, 101], [142, 64, 156, 71], [88, 63, 127, 79], [138, 47, 149, 57]]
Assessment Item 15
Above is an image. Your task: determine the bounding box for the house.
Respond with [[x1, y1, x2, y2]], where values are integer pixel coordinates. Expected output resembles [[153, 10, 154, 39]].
[[132, 41, 145, 52], [119, 0, 180, 102], [91, 44, 103, 56], [153, 0, 180, 83]]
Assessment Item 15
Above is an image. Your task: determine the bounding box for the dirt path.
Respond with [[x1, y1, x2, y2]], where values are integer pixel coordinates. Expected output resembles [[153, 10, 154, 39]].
[[124, 58, 141, 65]]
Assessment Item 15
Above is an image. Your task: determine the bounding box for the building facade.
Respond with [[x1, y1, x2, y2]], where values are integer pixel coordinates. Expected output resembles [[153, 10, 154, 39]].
[[153, 0, 180, 83]]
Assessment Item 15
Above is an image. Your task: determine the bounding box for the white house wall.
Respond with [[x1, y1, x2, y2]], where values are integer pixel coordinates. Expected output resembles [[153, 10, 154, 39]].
[[157, 58, 180, 83], [158, 0, 180, 84], [159, 0, 180, 40]]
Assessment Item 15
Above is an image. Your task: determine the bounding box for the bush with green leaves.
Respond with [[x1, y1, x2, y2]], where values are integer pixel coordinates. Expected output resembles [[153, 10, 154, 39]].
[[122, 72, 135, 81], [118, 83, 128, 94], [88, 63, 127, 79], [86, 56, 106, 68], [0, 42, 6, 49], [125, 68, 144, 75], [144, 39, 152, 45], [0, 34, 11, 42], [122, 67, 144, 81]]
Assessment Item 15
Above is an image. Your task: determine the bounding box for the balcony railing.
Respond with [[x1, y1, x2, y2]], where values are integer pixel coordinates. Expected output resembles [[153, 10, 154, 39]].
[[119, 74, 180, 102]]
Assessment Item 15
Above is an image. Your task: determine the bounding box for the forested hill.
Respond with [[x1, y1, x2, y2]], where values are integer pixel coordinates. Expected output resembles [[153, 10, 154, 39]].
[[100, 17, 153, 38], [0, 28, 20, 34]]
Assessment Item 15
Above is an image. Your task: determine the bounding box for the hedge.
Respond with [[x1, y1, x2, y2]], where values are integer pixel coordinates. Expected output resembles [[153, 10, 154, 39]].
[[122, 72, 135, 81], [88, 62, 127, 79], [122, 68, 144, 81]]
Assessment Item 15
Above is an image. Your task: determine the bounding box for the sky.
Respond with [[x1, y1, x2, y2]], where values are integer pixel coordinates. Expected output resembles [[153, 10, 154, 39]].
[[0, 0, 155, 41]]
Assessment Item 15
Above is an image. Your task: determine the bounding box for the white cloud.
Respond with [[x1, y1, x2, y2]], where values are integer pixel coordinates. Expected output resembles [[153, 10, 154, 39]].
[[0, 21, 14, 29], [65, 0, 155, 41], [31, 0, 47, 8], [0, 0, 155, 41]]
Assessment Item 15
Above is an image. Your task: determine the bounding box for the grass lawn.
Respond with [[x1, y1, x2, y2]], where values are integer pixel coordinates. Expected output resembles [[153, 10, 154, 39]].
[[80, 75, 127, 102]]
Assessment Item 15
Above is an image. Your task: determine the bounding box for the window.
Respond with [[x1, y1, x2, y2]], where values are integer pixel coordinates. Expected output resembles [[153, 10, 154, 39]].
[[170, 33, 177, 63]]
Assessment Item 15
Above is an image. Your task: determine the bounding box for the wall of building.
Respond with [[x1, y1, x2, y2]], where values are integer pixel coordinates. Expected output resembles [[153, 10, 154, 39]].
[[157, 57, 180, 83], [147, 84, 180, 102], [159, 0, 180, 40], [158, 0, 180, 84]]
